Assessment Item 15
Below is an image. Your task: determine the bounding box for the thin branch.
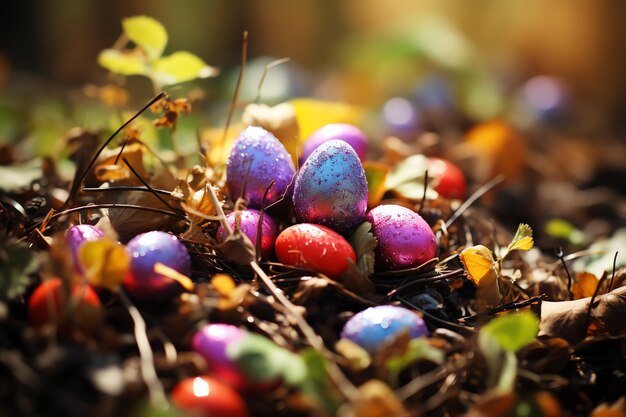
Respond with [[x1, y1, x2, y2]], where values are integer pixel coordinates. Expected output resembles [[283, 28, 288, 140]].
[[63, 92, 166, 210], [416, 169, 429, 215], [607, 251, 619, 292], [255, 57, 291, 103], [82, 186, 174, 197], [445, 175, 504, 228], [555, 246, 574, 301]]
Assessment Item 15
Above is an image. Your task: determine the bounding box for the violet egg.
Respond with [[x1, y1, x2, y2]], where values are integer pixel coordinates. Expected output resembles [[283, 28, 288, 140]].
[[366, 205, 437, 270], [216, 209, 278, 259], [293, 140, 368, 232], [123, 231, 191, 300], [65, 224, 104, 271], [226, 126, 296, 208], [192, 323, 249, 390], [341, 305, 428, 355], [299, 123, 368, 165], [382, 97, 422, 141]]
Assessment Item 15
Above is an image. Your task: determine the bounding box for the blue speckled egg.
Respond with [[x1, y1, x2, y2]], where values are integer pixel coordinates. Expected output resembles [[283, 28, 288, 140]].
[[293, 140, 368, 232], [300, 123, 368, 165], [366, 205, 437, 270], [123, 231, 191, 300], [226, 126, 296, 208], [341, 305, 428, 354]]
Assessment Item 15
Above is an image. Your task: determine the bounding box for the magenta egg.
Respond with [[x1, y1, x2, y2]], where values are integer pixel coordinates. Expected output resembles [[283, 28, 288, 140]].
[[192, 323, 249, 389], [341, 305, 428, 354], [123, 231, 191, 300], [226, 126, 296, 208], [299, 123, 368, 165], [293, 140, 368, 232], [65, 224, 104, 272], [216, 209, 278, 259], [366, 205, 437, 270]]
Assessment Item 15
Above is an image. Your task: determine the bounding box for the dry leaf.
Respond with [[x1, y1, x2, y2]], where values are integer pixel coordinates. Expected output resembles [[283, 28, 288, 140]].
[[461, 245, 500, 312], [79, 239, 129, 291], [572, 272, 599, 299], [338, 380, 406, 417], [242, 102, 300, 164]]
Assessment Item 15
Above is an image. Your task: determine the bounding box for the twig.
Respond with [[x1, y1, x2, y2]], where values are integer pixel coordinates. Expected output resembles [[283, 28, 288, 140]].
[[607, 251, 619, 292], [250, 262, 359, 401], [257, 179, 275, 261], [219, 31, 248, 163], [555, 246, 574, 301], [63, 92, 166, 210], [416, 169, 429, 215], [255, 57, 291, 103], [445, 175, 504, 228], [118, 289, 169, 409], [82, 186, 174, 197], [583, 266, 613, 333], [459, 295, 546, 325], [398, 296, 476, 336]]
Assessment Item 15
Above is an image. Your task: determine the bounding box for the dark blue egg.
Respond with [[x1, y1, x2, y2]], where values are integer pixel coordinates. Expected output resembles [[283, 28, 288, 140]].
[[341, 305, 428, 354], [293, 140, 368, 232], [226, 126, 296, 208], [123, 231, 191, 300]]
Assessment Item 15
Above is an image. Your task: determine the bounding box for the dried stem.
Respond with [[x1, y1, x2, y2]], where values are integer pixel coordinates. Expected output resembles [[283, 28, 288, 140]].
[[249, 261, 359, 401], [255, 57, 291, 103], [445, 175, 504, 228]]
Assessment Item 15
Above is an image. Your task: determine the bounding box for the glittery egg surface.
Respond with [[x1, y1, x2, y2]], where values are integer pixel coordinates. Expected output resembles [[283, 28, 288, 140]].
[[171, 376, 250, 417], [300, 123, 368, 164], [192, 323, 249, 389], [366, 205, 437, 270], [216, 209, 278, 259], [293, 140, 368, 232], [341, 305, 428, 354], [65, 224, 104, 269], [226, 126, 295, 208], [275, 223, 356, 279], [123, 231, 191, 300]]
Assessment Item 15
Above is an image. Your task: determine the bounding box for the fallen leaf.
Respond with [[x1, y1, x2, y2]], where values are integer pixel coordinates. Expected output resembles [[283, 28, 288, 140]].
[[79, 239, 129, 291], [338, 380, 406, 417], [572, 272, 599, 299], [363, 162, 389, 208], [460, 245, 500, 312]]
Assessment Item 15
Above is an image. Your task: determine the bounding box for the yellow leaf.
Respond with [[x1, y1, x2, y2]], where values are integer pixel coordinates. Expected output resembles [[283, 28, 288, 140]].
[[572, 272, 599, 299], [122, 16, 168, 60], [79, 239, 129, 291], [201, 122, 245, 167], [505, 223, 534, 256], [460, 245, 496, 285], [363, 162, 389, 208], [211, 274, 236, 296], [289, 98, 363, 142], [154, 262, 194, 291]]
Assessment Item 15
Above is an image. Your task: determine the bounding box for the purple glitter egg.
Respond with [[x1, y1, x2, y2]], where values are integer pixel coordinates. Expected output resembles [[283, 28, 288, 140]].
[[366, 205, 436, 270], [65, 224, 104, 271], [226, 126, 296, 208], [216, 209, 278, 259], [123, 231, 191, 300], [293, 140, 368, 232], [192, 323, 249, 390], [341, 305, 428, 354], [299, 123, 368, 165]]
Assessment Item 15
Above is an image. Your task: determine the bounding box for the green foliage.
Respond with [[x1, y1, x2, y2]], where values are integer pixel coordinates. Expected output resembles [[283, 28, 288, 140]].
[[0, 233, 39, 301], [98, 15, 217, 89], [504, 223, 534, 257], [545, 218, 586, 246], [480, 311, 538, 353]]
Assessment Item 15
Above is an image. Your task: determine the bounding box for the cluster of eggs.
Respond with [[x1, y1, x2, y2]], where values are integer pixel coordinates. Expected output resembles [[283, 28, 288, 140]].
[[26, 121, 468, 416]]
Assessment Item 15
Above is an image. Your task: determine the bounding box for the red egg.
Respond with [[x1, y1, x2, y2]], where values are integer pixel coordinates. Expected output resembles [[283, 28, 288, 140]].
[[171, 376, 250, 417], [275, 223, 356, 279], [427, 157, 467, 200], [28, 278, 103, 333]]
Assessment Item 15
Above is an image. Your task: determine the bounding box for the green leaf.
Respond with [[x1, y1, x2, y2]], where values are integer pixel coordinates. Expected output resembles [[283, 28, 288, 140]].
[[98, 49, 146, 76], [480, 311, 539, 353], [504, 223, 534, 258], [297, 348, 342, 415], [152, 51, 218, 87], [122, 16, 168, 60], [385, 154, 438, 200], [385, 338, 444, 386], [0, 233, 39, 301], [545, 218, 586, 246], [363, 162, 389, 208], [132, 400, 185, 417], [347, 221, 377, 278]]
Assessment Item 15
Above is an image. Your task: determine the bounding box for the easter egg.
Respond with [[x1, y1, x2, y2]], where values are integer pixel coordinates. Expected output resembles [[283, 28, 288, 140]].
[[65, 224, 104, 271], [226, 126, 296, 208], [293, 140, 368, 232], [28, 278, 102, 333], [427, 157, 467, 200], [521, 75, 568, 120], [299, 123, 368, 164], [123, 231, 191, 301], [171, 376, 250, 417], [216, 209, 278, 259], [341, 305, 428, 354], [275, 223, 356, 279], [366, 205, 437, 270], [382, 97, 422, 141]]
